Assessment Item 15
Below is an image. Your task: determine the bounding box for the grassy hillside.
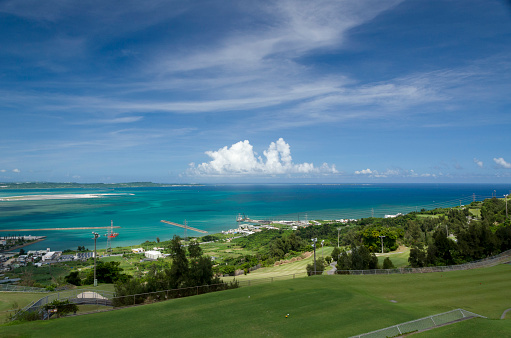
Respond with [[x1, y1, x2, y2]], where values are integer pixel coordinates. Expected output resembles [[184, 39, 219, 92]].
[[1, 264, 510, 337]]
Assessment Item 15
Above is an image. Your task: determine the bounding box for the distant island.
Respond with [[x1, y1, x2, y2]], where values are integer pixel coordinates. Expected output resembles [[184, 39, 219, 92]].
[[0, 182, 201, 189]]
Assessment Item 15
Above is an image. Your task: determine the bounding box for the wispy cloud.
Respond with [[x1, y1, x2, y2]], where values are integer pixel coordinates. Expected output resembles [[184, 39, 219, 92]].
[[354, 168, 436, 178], [474, 158, 484, 168]]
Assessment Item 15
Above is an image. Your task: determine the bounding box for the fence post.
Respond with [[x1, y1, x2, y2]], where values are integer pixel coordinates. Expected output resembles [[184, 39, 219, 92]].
[[133, 294, 135, 305]]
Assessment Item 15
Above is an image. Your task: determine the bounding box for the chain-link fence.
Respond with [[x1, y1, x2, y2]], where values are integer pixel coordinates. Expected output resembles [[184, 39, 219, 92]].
[[335, 248, 511, 275], [13, 282, 239, 320], [350, 308, 486, 338], [0, 284, 48, 293], [13, 288, 114, 320]]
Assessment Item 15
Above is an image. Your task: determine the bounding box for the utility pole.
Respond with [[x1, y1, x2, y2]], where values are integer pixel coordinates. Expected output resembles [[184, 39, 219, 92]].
[[184, 219, 187, 242], [505, 194, 509, 220], [337, 227, 342, 248], [92, 232, 100, 287], [321, 240, 324, 260], [379, 235, 386, 254], [311, 238, 317, 275]]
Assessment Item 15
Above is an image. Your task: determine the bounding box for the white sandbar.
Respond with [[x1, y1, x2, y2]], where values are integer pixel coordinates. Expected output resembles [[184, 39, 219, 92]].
[[0, 193, 133, 201]]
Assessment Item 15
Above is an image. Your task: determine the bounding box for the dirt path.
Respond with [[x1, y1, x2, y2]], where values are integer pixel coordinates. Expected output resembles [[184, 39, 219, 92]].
[[501, 308, 511, 319]]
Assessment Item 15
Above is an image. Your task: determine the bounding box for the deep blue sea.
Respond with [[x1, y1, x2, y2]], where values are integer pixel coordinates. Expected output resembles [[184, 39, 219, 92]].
[[1, 184, 509, 251]]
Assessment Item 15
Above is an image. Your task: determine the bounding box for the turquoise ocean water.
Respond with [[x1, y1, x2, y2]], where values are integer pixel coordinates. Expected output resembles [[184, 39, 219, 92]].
[[0, 184, 510, 251]]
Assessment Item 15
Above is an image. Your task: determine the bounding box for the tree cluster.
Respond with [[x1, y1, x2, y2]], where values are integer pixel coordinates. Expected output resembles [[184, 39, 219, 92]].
[[114, 236, 237, 306], [336, 246, 379, 271]]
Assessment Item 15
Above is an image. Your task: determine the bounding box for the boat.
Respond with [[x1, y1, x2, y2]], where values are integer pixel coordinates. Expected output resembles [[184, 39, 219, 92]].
[[236, 213, 248, 222]]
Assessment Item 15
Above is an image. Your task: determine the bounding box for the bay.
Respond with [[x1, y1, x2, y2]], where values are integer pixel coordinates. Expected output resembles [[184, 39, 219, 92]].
[[0, 183, 509, 251]]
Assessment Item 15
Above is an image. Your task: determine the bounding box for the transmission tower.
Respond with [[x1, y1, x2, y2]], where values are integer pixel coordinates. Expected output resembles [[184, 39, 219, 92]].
[[105, 220, 113, 254]]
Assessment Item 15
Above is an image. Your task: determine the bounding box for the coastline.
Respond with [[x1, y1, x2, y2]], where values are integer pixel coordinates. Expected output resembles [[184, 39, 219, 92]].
[[1, 238, 46, 253]]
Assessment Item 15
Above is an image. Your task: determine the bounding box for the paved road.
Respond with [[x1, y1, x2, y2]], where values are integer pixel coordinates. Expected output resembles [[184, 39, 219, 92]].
[[327, 261, 337, 275]]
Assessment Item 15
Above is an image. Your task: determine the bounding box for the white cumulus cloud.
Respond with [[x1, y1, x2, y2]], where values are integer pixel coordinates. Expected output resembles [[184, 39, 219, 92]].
[[355, 168, 374, 175], [189, 138, 337, 176], [12, 169, 20, 173], [493, 157, 511, 169], [473, 158, 483, 168]]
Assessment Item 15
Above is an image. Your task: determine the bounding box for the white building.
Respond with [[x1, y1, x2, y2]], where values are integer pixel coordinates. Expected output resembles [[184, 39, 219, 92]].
[[42, 251, 62, 261], [145, 251, 162, 259]]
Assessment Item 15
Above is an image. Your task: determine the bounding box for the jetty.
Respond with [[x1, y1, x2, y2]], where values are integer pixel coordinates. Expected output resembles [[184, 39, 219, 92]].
[[160, 220, 208, 234]]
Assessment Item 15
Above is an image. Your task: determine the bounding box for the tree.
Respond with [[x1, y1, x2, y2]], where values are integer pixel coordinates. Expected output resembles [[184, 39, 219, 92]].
[[330, 247, 341, 262], [351, 245, 378, 270], [167, 235, 189, 289], [457, 222, 498, 260], [382, 257, 395, 269], [84, 261, 129, 284], [188, 240, 203, 259], [496, 225, 511, 252], [188, 256, 216, 286], [431, 228, 457, 265], [306, 257, 326, 276], [408, 245, 426, 268], [44, 299, 78, 318], [336, 251, 351, 270], [325, 255, 332, 264], [64, 271, 81, 286]]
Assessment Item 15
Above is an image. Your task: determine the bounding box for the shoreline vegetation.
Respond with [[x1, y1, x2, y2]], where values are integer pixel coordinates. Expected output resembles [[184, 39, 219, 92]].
[[0, 238, 46, 253]]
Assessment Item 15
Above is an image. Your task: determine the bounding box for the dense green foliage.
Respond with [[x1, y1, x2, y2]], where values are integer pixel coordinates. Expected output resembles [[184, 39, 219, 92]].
[[43, 299, 78, 318], [113, 236, 236, 306], [84, 261, 130, 284], [306, 257, 326, 276], [336, 246, 379, 271], [64, 271, 81, 286]]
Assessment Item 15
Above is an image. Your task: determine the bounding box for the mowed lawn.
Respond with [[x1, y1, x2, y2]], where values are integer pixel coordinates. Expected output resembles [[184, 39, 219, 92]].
[[376, 247, 410, 267], [230, 247, 335, 282], [0, 292, 44, 323], [1, 264, 510, 337]]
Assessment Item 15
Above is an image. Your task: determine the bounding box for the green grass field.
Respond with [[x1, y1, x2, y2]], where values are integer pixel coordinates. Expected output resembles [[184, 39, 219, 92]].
[[230, 247, 335, 282], [377, 247, 410, 267], [1, 263, 510, 337], [0, 292, 44, 323]]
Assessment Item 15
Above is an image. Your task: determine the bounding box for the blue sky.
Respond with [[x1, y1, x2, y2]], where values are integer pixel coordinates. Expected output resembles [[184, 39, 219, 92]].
[[1, 0, 511, 183]]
